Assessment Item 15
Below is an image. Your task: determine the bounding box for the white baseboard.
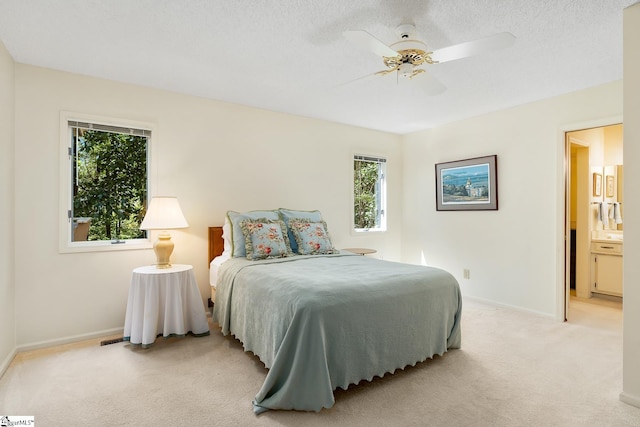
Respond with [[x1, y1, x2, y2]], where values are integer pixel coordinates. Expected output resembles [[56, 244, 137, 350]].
[[0, 347, 17, 379], [620, 391, 640, 409], [463, 295, 557, 320], [16, 327, 123, 353]]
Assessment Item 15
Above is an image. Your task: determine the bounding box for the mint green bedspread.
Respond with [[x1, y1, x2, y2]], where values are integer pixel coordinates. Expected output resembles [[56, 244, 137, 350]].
[[212, 253, 462, 413]]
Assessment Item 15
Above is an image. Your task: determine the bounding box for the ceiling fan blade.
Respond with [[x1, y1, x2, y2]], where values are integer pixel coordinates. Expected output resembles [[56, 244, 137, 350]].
[[334, 69, 392, 88], [430, 32, 515, 64], [343, 30, 400, 58], [411, 70, 447, 96]]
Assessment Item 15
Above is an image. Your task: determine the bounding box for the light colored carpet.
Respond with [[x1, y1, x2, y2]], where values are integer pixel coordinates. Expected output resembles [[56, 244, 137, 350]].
[[1, 297, 638, 426]]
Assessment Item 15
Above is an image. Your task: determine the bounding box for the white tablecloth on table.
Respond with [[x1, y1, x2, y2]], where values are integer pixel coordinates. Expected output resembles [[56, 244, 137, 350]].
[[124, 264, 210, 347]]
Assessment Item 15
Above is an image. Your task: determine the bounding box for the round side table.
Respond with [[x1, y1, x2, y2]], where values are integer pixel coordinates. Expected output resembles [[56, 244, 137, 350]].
[[343, 247, 377, 256]]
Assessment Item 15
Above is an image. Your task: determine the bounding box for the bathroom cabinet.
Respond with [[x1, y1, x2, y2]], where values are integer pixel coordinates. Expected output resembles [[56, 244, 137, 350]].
[[590, 241, 623, 297]]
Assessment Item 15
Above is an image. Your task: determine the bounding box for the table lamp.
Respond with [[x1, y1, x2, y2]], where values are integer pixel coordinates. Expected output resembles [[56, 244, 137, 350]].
[[139, 196, 189, 268]]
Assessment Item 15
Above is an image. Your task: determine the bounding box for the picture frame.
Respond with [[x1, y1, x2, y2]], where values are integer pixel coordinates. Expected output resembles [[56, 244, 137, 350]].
[[606, 175, 615, 198], [435, 155, 498, 211], [593, 173, 602, 197]]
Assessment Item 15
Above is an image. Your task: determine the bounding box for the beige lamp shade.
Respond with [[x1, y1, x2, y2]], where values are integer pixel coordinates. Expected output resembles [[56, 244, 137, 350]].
[[140, 196, 189, 268]]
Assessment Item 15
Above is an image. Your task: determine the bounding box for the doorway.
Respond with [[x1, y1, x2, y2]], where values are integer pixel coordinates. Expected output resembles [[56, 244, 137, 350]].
[[564, 123, 623, 321]]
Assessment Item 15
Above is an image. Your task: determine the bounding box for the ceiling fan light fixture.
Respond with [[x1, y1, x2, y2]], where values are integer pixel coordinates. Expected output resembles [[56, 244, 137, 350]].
[[383, 47, 435, 70], [399, 63, 413, 79]]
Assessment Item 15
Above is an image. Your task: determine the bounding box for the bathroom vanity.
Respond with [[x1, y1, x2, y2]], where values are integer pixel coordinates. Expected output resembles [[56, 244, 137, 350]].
[[590, 233, 623, 297]]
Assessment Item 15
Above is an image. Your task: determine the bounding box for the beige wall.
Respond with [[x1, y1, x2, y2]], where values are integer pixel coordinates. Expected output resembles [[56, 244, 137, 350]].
[[572, 124, 623, 167], [604, 124, 624, 165], [13, 64, 403, 347], [401, 81, 623, 316], [0, 40, 16, 374], [622, 1, 640, 409]]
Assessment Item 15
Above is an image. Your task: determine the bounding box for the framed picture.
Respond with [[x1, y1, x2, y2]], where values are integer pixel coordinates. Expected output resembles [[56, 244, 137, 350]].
[[606, 175, 615, 198], [435, 155, 498, 211], [593, 173, 602, 197]]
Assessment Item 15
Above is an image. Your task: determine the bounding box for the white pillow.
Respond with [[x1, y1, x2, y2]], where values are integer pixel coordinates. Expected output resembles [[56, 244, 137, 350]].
[[221, 217, 231, 257]]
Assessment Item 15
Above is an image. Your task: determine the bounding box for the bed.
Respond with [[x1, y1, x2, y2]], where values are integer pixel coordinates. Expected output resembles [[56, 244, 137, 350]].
[[208, 212, 462, 414]]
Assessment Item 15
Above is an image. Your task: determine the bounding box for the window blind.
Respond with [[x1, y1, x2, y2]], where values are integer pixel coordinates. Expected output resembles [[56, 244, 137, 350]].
[[354, 154, 386, 163], [68, 121, 152, 137]]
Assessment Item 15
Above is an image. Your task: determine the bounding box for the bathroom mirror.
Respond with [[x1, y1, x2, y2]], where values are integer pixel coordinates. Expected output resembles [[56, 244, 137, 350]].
[[600, 164, 623, 231], [615, 165, 623, 231]]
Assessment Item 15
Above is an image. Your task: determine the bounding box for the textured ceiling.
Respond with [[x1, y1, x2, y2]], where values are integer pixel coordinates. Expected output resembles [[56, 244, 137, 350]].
[[0, 0, 635, 134]]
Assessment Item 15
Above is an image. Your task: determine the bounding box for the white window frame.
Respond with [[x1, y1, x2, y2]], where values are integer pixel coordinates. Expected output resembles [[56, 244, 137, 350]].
[[352, 154, 387, 233], [58, 111, 155, 253]]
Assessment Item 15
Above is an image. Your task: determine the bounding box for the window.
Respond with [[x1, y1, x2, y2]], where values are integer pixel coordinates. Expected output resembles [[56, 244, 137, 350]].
[[353, 154, 387, 232], [60, 113, 153, 252]]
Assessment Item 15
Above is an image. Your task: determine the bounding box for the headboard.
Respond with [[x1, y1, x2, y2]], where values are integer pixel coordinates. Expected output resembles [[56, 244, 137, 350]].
[[208, 226, 224, 265]]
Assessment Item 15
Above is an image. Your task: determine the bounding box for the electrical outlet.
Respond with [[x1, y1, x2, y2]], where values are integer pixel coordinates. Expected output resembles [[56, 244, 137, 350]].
[[463, 269, 470, 279]]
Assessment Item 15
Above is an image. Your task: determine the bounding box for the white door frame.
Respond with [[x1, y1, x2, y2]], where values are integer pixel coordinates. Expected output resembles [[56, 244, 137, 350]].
[[557, 116, 622, 321]]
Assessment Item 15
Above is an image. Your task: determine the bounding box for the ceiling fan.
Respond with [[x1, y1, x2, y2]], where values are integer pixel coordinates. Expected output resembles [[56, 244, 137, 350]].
[[343, 24, 515, 95]]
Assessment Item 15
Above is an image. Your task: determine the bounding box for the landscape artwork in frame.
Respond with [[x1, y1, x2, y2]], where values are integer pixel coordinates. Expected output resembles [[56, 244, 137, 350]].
[[435, 155, 498, 211]]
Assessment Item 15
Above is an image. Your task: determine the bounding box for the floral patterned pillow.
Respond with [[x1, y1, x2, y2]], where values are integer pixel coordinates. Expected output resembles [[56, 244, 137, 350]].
[[288, 219, 339, 255], [227, 210, 280, 257], [278, 208, 324, 254], [239, 218, 293, 260]]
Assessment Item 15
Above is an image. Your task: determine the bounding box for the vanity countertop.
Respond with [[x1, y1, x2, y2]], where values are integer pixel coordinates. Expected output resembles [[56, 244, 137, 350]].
[[592, 238, 623, 244], [591, 231, 623, 244]]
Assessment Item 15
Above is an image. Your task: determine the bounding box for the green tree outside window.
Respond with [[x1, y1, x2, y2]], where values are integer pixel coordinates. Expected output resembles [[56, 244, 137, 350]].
[[71, 127, 148, 241], [354, 156, 386, 231]]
